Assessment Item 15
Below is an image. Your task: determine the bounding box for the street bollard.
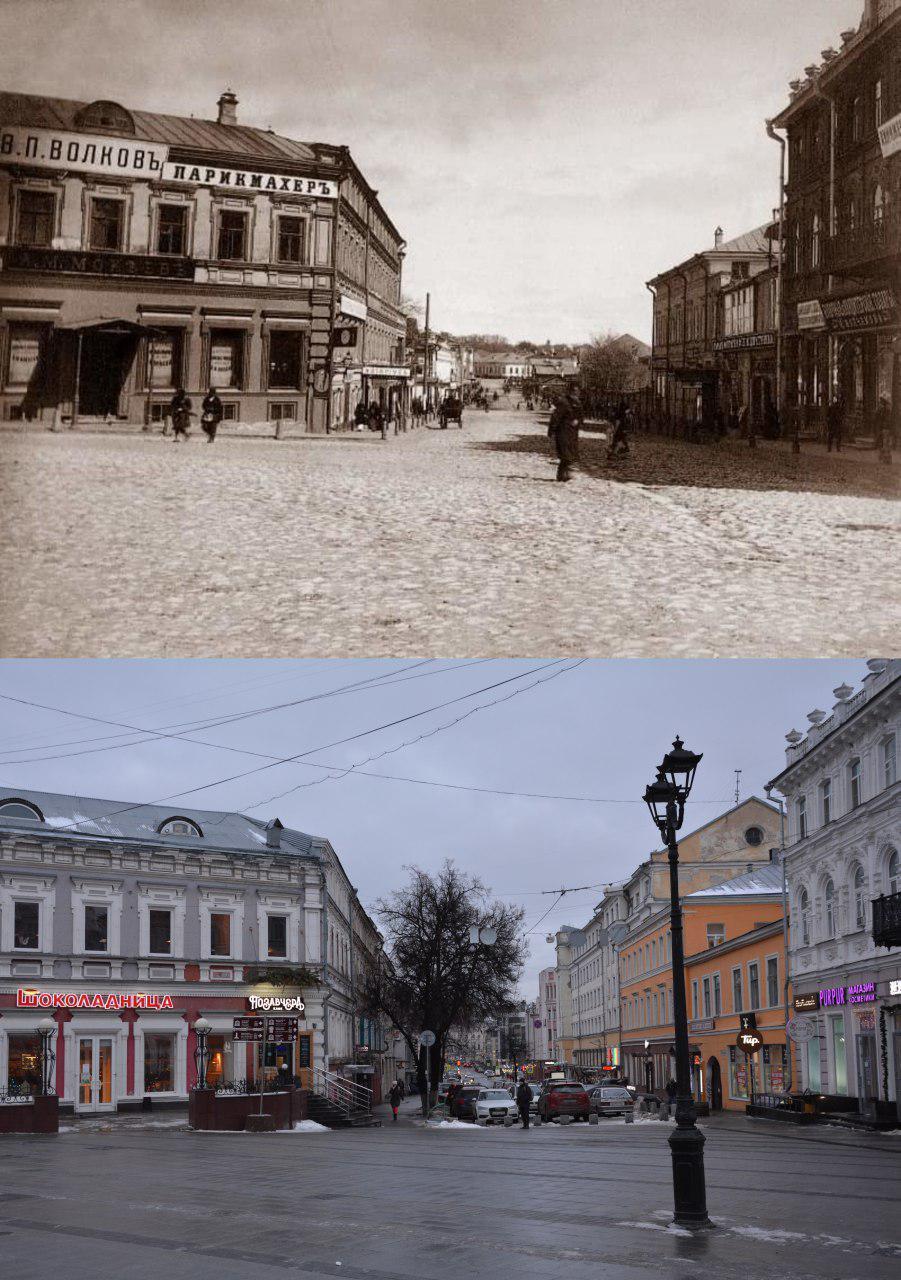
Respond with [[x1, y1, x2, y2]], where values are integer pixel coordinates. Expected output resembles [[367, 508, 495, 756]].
[[658, 1103, 669, 1121], [589, 1112, 599, 1125], [625, 1110, 635, 1124]]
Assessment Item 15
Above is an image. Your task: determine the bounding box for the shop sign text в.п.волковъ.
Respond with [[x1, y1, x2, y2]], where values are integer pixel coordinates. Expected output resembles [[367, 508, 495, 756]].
[[17, 988, 174, 1010]]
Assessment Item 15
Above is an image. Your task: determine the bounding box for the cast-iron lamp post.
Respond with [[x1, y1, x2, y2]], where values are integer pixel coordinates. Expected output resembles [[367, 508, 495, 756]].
[[193, 1016, 212, 1090], [643, 737, 712, 1230], [37, 1017, 56, 1097]]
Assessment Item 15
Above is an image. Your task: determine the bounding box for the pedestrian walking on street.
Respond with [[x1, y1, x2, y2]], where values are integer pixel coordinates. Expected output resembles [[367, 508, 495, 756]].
[[516, 1078, 532, 1129], [354, 401, 368, 432], [874, 395, 893, 460], [200, 388, 223, 443], [389, 1080, 402, 1122], [826, 393, 844, 452], [548, 389, 582, 482], [665, 1078, 677, 1104], [607, 398, 631, 459], [169, 388, 192, 442]]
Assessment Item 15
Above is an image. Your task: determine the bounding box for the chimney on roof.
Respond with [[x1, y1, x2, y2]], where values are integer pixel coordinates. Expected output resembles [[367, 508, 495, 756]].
[[265, 817, 283, 849], [714, 226, 724, 248], [217, 89, 238, 126]]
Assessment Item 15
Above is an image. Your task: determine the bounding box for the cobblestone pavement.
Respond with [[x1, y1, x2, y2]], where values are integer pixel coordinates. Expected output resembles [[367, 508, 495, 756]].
[[1, 1113, 899, 1280], [1, 410, 898, 657]]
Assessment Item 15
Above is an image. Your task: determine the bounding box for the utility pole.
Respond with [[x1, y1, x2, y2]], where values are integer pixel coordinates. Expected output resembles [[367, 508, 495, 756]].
[[423, 291, 430, 414]]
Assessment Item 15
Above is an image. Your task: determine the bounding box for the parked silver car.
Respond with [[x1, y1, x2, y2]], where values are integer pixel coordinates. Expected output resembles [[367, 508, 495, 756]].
[[588, 1085, 635, 1117], [474, 1088, 519, 1125]]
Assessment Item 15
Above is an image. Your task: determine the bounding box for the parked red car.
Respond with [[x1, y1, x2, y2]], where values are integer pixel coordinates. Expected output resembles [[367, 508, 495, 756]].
[[537, 1081, 591, 1122]]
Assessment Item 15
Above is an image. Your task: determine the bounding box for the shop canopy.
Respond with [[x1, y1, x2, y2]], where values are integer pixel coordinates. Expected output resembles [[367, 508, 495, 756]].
[[55, 316, 165, 335]]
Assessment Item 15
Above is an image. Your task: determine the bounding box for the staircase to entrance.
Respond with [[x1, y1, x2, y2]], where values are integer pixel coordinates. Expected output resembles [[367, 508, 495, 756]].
[[308, 1068, 381, 1128]]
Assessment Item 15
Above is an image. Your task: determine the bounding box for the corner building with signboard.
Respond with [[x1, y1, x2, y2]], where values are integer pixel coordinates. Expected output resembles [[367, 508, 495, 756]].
[[0, 90, 407, 432], [0, 787, 390, 1115], [767, 659, 901, 1120], [772, 0, 901, 444]]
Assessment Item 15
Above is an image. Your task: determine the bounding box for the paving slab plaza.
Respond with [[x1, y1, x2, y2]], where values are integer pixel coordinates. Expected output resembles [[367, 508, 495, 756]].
[[1, 409, 898, 657], [1, 1109, 900, 1280]]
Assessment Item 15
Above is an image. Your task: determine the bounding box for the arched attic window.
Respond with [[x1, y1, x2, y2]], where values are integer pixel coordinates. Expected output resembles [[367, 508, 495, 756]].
[[157, 816, 203, 838], [0, 798, 44, 822], [74, 100, 136, 134]]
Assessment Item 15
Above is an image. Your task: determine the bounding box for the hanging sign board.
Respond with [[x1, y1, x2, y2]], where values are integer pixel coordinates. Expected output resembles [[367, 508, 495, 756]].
[[793, 992, 820, 1012], [161, 160, 337, 199], [736, 1029, 763, 1055], [786, 1016, 816, 1044], [266, 1017, 299, 1042], [233, 1029, 264, 1042], [878, 109, 901, 159]]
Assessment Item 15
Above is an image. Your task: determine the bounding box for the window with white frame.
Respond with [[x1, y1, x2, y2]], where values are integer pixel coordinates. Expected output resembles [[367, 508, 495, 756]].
[[824, 878, 835, 937], [1, 876, 54, 953], [799, 887, 811, 944], [732, 967, 743, 1012], [887, 848, 899, 895], [702, 977, 711, 1018], [853, 866, 866, 929], [797, 794, 807, 838], [748, 962, 760, 1009], [820, 777, 832, 825], [849, 758, 861, 810], [199, 889, 244, 962], [707, 923, 725, 948], [766, 956, 779, 1007], [691, 980, 699, 1019], [71, 879, 122, 956], [883, 735, 896, 789], [13, 900, 40, 949], [138, 885, 185, 958], [713, 973, 722, 1016]]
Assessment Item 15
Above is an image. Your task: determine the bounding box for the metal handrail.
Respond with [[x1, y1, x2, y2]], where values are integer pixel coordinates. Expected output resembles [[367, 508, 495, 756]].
[[312, 1067, 373, 1115]]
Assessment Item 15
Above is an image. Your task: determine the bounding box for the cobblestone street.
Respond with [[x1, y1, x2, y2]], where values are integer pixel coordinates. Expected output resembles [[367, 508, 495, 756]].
[[2, 409, 898, 657]]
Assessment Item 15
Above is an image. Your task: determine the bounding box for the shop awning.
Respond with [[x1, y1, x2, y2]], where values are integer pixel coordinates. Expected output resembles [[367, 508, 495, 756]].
[[55, 316, 164, 334], [137, 311, 195, 327], [262, 317, 310, 330], [201, 313, 255, 329]]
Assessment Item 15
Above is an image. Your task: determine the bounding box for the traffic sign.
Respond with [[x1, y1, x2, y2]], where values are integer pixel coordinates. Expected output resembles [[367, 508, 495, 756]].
[[786, 1015, 816, 1044], [736, 1029, 763, 1055], [418, 1030, 436, 1047]]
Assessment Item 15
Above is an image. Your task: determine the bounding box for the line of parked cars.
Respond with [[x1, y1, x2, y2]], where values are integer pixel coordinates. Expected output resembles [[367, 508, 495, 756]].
[[437, 1074, 634, 1125]]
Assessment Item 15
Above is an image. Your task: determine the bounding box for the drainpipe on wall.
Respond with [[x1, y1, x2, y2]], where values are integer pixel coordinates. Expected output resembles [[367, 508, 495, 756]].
[[765, 119, 789, 447], [320, 862, 330, 1071], [767, 786, 793, 1093], [811, 80, 839, 417]]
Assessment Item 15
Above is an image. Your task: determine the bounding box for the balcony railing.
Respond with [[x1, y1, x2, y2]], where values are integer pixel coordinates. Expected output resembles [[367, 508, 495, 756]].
[[824, 205, 900, 275], [872, 891, 901, 949]]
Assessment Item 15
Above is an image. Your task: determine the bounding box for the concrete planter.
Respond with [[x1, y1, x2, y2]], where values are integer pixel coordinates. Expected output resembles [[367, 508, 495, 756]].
[[0, 1095, 59, 1135], [189, 1087, 308, 1132]]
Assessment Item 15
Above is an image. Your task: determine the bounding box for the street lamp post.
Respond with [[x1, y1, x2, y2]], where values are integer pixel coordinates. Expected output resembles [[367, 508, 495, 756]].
[[644, 737, 712, 1230], [644, 1038, 653, 1095], [38, 1018, 56, 1096], [193, 1017, 212, 1090]]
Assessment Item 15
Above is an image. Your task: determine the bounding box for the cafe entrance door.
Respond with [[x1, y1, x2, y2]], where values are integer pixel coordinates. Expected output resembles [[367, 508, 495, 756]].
[[76, 1035, 115, 1113]]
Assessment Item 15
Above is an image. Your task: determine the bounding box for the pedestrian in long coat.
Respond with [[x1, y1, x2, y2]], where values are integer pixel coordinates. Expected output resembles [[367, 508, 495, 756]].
[[200, 388, 223, 443], [826, 395, 844, 452], [169, 388, 192, 441], [549, 391, 582, 481], [516, 1078, 532, 1129]]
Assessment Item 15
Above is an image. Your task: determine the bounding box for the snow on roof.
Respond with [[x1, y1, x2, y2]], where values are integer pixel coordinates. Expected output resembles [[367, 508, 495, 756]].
[[0, 785, 321, 857], [686, 863, 783, 898]]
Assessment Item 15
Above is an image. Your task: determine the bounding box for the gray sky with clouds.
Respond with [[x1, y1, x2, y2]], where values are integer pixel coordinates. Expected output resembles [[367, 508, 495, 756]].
[[2, 0, 862, 341], [0, 658, 868, 995]]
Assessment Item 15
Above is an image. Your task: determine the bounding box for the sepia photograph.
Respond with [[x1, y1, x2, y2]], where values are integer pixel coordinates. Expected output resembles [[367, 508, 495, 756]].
[[0, 2, 900, 1279], [0, 0, 897, 656]]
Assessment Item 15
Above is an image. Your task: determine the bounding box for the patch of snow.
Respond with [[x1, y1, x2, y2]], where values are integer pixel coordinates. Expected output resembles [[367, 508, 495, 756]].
[[427, 1118, 484, 1129], [617, 1221, 667, 1232], [283, 1120, 330, 1133], [730, 1226, 808, 1244]]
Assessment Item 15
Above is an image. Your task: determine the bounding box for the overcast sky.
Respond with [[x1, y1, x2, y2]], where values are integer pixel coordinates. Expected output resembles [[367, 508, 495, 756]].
[[2, 0, 863, 341], [0, 658, 868, 994]]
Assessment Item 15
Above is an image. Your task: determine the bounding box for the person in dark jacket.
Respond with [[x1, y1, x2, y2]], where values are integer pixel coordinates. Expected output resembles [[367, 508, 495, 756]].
[[388, 1080, 402, 1121], [607, 399, 631, 458], [354, 401, 368, 431], [169, 388, 191, 441], [200, 388, 223, 443], [826, 394, 844, 452], [516, 1078, 532, 1129], [368, 401, 384, 433], [548, 390, 582, 481], [665, 1078, 678, 1104]]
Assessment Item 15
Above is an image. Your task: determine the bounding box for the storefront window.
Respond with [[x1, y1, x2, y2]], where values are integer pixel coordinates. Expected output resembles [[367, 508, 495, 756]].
[[830, 1016, 847, 1094], [729, 1047, 749, 1100], [144, 1033, 176, 1092], [7, 1032, 42, 1092], [84, 904, 108, 952], [206, 1035, 229, 1086], [149, 908, 172, 954], [806, 1036, 822, 1091], [146, 330, 183, 389], [208, 331, 244, 389], [13, 900, 39, 949], [763, 1045, 786, 1093], [268, 331, 302, 389], [4, 323, 46, 389], [210, 912, 231, 956]]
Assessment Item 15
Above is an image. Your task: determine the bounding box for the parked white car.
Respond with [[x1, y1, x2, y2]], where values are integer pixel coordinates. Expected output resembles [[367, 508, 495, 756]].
[[474, 1088, 519, 1125]]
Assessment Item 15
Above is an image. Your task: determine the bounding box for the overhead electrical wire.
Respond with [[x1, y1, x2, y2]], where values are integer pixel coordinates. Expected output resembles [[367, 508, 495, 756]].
[[6, 660, 576, 835]]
